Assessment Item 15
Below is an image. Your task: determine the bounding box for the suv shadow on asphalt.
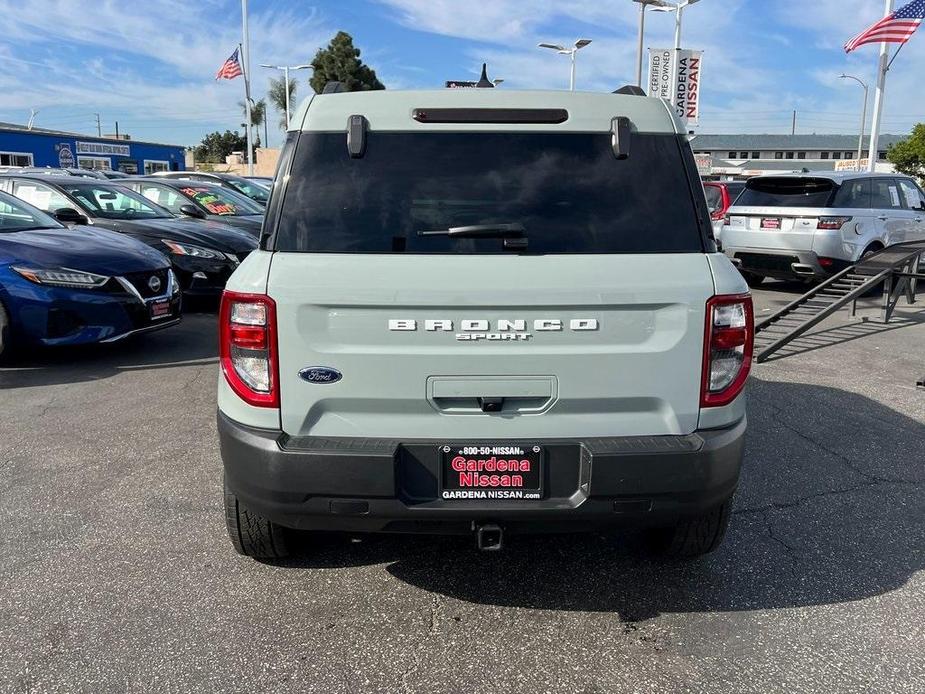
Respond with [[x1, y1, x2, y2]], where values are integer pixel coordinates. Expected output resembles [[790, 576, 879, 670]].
[[0, 311, 219, 390], [269, 376, 924, 622]]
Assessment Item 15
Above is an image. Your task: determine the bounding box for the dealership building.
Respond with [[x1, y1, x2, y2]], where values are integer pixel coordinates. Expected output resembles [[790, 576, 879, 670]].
[[691, 134, 905, 179], [0, 122, 185, 174]]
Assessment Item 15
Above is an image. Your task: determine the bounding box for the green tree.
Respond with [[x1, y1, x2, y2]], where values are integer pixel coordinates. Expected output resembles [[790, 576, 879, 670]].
[[194, 130, 247, 164], [309, 31, 385, 94], [240, 98, 268, 147], [887, 124, 925, 182], [267, 76, 297, 131]]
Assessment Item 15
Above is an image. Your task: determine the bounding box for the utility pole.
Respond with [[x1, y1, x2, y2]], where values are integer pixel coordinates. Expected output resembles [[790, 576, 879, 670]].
[[791, 110, 796, 136], [115, 121, 120, 140], [867, 0, 894, 173], [95, 113, 101, 137]]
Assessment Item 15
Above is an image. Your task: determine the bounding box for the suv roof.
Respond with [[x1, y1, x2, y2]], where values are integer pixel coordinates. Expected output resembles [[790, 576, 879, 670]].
[[292, 89, 681, 135], [748, 171, 913, 183]]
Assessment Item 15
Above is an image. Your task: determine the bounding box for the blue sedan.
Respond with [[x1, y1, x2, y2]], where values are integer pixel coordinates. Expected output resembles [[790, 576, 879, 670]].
[[0, 190, 181, 359]]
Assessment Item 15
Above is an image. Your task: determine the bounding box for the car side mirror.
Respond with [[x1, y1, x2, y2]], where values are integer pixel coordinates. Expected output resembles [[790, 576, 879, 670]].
[[179, 204, 206, 219], [54, 207, 88, 225]]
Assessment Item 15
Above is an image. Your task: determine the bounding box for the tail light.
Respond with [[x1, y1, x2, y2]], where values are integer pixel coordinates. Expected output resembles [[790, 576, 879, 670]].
[[818, 257, 835, 269], [817, 216, 852, 230], [220, 291, 279, 408], [701, 294, 753, 408]]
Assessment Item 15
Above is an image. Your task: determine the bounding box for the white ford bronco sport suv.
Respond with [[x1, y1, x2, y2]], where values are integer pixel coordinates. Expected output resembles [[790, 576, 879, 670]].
[[218, 87, 753, 559]]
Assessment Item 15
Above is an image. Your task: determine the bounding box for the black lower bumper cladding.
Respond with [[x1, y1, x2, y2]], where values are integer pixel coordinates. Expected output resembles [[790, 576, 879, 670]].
[[218, 411, 745, 534]]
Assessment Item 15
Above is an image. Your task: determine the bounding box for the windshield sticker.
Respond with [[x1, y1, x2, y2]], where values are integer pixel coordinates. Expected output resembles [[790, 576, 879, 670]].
[[180, 187, 236, 215]]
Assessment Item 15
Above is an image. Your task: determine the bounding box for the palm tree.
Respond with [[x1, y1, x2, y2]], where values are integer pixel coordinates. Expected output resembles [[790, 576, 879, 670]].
[[267, 76, 297, 131], [239, 98, 267, 147]]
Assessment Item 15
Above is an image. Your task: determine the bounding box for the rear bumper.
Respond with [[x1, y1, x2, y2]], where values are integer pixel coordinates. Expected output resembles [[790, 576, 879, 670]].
[[218, 411, 746, 534], [724, 246, 850, 279]]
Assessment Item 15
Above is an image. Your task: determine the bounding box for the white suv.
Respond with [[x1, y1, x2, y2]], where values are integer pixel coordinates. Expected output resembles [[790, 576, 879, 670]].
[[217, 88, 753, 559], [722, 172, 925, 285]]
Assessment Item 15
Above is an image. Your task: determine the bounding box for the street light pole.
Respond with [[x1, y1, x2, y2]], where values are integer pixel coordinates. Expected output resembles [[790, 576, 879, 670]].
[[636, 3, 647, 87], [260, 63, 313, 129], [633, 0, 671, 89], [840, 74, 869, 168], [537, 39, 592, 91]]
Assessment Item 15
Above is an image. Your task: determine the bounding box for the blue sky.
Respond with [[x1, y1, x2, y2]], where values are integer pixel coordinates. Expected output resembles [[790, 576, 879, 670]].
[[0, 0, 922, 148]]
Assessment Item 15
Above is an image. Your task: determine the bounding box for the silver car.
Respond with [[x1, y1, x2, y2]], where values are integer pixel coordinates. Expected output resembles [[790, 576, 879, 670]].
[[721, 172, 925, 285]]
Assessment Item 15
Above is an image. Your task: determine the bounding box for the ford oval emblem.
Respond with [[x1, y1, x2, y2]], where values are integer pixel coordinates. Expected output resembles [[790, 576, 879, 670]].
[[299, 366, 343, 384]]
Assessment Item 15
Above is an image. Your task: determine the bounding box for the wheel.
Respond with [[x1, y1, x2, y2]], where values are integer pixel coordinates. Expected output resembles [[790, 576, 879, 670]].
[[0, 299, 11, 362], [742, 272, 765, 288], [223, 478, 290, 559], [645, 498, 733, 559]]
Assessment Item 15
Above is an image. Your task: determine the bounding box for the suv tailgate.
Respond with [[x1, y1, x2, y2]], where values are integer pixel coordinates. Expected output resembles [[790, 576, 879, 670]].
[[269, 253, 713, 440]]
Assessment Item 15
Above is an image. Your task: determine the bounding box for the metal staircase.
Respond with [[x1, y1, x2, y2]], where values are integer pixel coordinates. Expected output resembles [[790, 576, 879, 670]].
[[754, 240, 925, 363]]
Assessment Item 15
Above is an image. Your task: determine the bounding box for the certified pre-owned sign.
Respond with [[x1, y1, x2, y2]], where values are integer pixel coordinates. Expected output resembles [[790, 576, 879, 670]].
[[648, 48, 703, 128]]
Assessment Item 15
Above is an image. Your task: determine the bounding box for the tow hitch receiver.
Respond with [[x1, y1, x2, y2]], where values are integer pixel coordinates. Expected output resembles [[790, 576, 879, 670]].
[[476, 523, 504, 551]]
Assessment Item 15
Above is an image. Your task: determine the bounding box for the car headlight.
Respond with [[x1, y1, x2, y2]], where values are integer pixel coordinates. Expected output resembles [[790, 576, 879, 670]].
[[161, 239, 224, 259], [11, 266, 110, 288]]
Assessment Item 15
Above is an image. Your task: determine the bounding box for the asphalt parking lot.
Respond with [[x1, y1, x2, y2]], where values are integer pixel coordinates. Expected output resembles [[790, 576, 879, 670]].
[[1, 284, 923, 694]]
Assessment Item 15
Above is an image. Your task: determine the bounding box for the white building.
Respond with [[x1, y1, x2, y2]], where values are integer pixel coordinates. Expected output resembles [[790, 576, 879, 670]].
[[690, 134, 905, 179]]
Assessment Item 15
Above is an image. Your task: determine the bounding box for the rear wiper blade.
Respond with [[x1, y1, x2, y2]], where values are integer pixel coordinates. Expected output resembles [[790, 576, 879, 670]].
[[418, 223, 526, 238]]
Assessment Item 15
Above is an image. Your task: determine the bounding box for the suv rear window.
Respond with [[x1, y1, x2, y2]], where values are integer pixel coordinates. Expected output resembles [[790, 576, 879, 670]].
[[736, 177, 835, 208], [273, 132, 705, 254]]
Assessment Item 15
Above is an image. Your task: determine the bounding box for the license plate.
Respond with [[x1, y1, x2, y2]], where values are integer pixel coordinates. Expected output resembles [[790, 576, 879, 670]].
[[150, 300, 172, 320], [761, 217, 781, 229], [440, 444, 543, 501]]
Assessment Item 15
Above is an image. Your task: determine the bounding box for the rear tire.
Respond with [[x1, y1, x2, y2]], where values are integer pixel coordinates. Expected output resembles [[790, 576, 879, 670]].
[[223, 478, 290, 559], [645, 498, 733, 559], [742, 272, 765, 288]]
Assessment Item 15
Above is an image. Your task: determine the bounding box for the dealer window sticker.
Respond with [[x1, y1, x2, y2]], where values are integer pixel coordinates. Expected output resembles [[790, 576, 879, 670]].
[[180, 186, 237, 215]]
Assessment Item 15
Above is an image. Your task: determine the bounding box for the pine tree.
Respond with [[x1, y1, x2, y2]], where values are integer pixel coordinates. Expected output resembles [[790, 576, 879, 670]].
[[309, 31, 385, 94]]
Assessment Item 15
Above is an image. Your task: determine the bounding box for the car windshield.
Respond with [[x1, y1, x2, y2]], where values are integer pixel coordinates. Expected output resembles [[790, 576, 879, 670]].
[[736, 177, 836, 208], [224, 176, 270, 204], [63, 183, 172, 219], [0, 193, 62, 232], [176, 185, 264, 216], [274, 132, 705, 254]]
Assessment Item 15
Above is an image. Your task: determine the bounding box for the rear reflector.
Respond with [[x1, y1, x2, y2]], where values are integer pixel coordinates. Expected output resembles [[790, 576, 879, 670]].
[[220, 291, 279, 408], [701, 294, 754, 408]]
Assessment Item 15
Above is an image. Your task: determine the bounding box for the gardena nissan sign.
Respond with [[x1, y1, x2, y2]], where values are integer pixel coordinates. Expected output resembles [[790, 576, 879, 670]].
[[648, 48, 703, 128]]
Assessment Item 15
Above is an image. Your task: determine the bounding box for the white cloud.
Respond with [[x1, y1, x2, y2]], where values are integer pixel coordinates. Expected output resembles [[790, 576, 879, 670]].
[[0, 0, 333, 145]]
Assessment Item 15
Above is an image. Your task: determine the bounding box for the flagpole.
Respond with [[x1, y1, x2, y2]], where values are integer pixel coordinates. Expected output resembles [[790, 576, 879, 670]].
[[866, 0, 894, 173], [241, 0, 254, 176]]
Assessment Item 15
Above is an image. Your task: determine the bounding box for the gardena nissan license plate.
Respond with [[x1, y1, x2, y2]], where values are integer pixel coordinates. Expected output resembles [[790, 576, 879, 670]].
[[149, 300, 172, 320], [440, 444, 543, 500]]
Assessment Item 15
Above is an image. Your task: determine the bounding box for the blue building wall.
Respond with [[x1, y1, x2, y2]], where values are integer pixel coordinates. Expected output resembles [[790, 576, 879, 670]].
[[0, 128, 185, 174]]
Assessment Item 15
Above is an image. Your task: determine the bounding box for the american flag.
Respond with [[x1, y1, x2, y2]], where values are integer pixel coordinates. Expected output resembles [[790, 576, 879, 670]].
[[215, 47, 244, 80], [845, 0, 925, 52]]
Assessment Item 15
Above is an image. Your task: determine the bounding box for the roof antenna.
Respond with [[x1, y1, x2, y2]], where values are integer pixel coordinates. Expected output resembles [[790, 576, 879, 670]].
[[476, 63, 495, 88], [27, 108, 38, 130]]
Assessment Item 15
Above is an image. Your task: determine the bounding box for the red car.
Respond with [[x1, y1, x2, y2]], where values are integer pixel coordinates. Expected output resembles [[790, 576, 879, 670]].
[[704, 180, 746, 223]]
